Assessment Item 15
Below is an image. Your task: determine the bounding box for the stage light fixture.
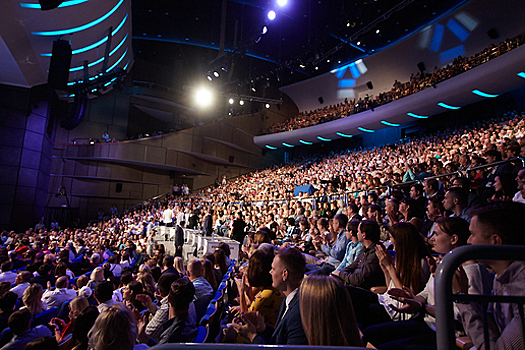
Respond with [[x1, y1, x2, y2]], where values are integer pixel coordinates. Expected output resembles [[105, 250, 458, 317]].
[[229, 98, 234, 104], [213, 71, 220, 78], [277, 0, 287, 6], [268, 10, 276, 20], [251, 87, 256, 92], [239, 100, 245, 105], [376, 29, 380, 34], [194, 87, 214, 108], [206, 75, 213, 81], [265, 103, 270, 108], [356, 41, 361, 45], [261, 25, 268, 35]]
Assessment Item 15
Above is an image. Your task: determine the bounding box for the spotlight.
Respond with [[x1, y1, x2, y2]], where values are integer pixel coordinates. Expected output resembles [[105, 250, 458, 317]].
[[206, 75, 213, 81], [265, 103, 270, 109], [376, 29, 380, 34], [194, 87, 214, 108], [229, 98, 234, 104], [261, 25, 268, 35], [251, 87, 256, 92], [239, 100, 245, 105], [356, 41, 361, 45], [277, 0, 287, 6], [268, 10, 276, 20], [315, 66, 319, 70]]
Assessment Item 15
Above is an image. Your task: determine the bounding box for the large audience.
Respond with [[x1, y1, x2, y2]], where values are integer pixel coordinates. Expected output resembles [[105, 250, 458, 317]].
[[1, 107, 525, 349], [265, 32, 525, 134]]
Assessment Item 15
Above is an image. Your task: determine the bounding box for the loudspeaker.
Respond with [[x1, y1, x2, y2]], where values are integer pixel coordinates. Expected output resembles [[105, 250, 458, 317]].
[[417, 62, 426, 72], [116, 183, 122, 193], [318, 96, 324, 104], [229, 156, 234, 163], [39, 0, 64, 10], [487, 28, 499, 39], [48, 40, 72, 90], [366, 81, 373, 90]]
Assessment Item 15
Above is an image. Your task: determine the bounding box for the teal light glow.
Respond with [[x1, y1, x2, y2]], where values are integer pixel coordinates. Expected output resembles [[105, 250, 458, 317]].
[[358, 127, 374, 133], [518, 72, 525, 79], [41, 14, 128, 57], [299, 140, 313, 145], [265, 145, 278, 150], [103, 77, 118, 87], [109, 33, 128, 56], [381, 120, 400, 127], [282, 142, 295, 148], [472, 89, 498, 98], [407, 112, 428, 119], [438, 102, 461, 110], [317, 136, 331, 142], [107, 49, 127, 71], [20, 0, 88, 9], [32, 0, 124, 36], [123, 60, 130, 70], [70, 57, 104, 72], [336, 132, 353, 138]]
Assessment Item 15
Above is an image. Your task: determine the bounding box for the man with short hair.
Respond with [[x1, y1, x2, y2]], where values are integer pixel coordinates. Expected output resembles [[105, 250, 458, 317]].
[[10, 271, 32, 299], [512, 169, 525, 204], [332, 220, 386, 290], [308, 214, 349, 275], [1, 309, 52, 350], [42, 276, 76, 309], [203, 209, 213, 236], [186, 260, 213, 301], [458, 202, 525, 350], [443, 187, 470, 222], [0, 262, 16, 284], [174, 221, 184, 258], [423, 178, 440, 198], [232, 247, 308, 345], [95, 281, 121, 313]]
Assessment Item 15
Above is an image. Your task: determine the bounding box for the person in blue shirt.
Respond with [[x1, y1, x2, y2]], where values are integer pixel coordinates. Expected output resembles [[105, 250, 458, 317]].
[[306, 214, 349, 275], [334, 220, 364, 272]]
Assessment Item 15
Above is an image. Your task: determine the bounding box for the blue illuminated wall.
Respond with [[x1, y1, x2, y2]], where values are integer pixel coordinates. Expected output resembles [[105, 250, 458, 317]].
[[281, 0, 525, 113]]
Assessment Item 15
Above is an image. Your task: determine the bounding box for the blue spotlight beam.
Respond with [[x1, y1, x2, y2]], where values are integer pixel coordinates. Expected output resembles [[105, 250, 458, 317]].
[[358, 127, 374, 133], [472, 89, 498, 98], [407, 112, 428, 119], [438, 102, 461, 110], [381, 121, 400, 127], [299, 140, 313, 145], [32, 0, 124, 36], [336, 132, 353, 138], [317, 136, 331, 142]]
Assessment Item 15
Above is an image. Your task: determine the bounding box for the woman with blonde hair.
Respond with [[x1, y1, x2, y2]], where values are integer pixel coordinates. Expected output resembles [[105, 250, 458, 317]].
[[300, 275, 362, 346], [22, 283, 46, 316], [87, 267, 104, 289], [88, 303, 140, 350], [174, 257, 186, 276]]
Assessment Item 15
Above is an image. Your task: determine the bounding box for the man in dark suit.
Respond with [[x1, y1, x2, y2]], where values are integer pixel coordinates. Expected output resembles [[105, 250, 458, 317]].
[[203, 209, 213, 236], [233, 247, 307, 345], [174, 221, 184, 258]]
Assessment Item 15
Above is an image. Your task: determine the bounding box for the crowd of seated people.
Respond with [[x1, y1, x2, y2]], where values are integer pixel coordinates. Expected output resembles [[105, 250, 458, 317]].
[[0, 107, 524, 348], [265, 32, 525, 134]]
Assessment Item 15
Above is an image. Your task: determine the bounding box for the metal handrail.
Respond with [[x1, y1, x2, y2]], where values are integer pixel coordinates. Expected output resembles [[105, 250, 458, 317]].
[[434, 245, 525, 350]]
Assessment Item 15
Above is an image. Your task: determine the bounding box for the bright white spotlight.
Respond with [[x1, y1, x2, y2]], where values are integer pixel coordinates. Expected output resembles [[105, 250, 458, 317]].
[[277, 0, 287, 6], [261, 25, 268, 35], [213, 71, 220, 78], [229, 98, 234, 104], [194, 87, 214, 108], [206, 75, 213, 81], [268, 10, 276, 20], [265, 103, 270, 108], [239, 100, 245, 105]]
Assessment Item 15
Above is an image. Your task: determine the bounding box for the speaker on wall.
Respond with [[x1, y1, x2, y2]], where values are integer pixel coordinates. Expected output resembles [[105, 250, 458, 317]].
[[48, 39, 72, 90], [318, 96, 324, 104], [366, 81, 373, 90], [116, 183, 123, 193], [487, 28, 499, 39]]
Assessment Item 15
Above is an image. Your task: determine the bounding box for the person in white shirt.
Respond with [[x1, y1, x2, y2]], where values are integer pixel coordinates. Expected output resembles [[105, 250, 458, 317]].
[[42, 276, 77, 309], [0, 262, 17, 284], [10, 271, 32, 299], [163, 206, 174, 227], [512, 169, 525, 204]]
